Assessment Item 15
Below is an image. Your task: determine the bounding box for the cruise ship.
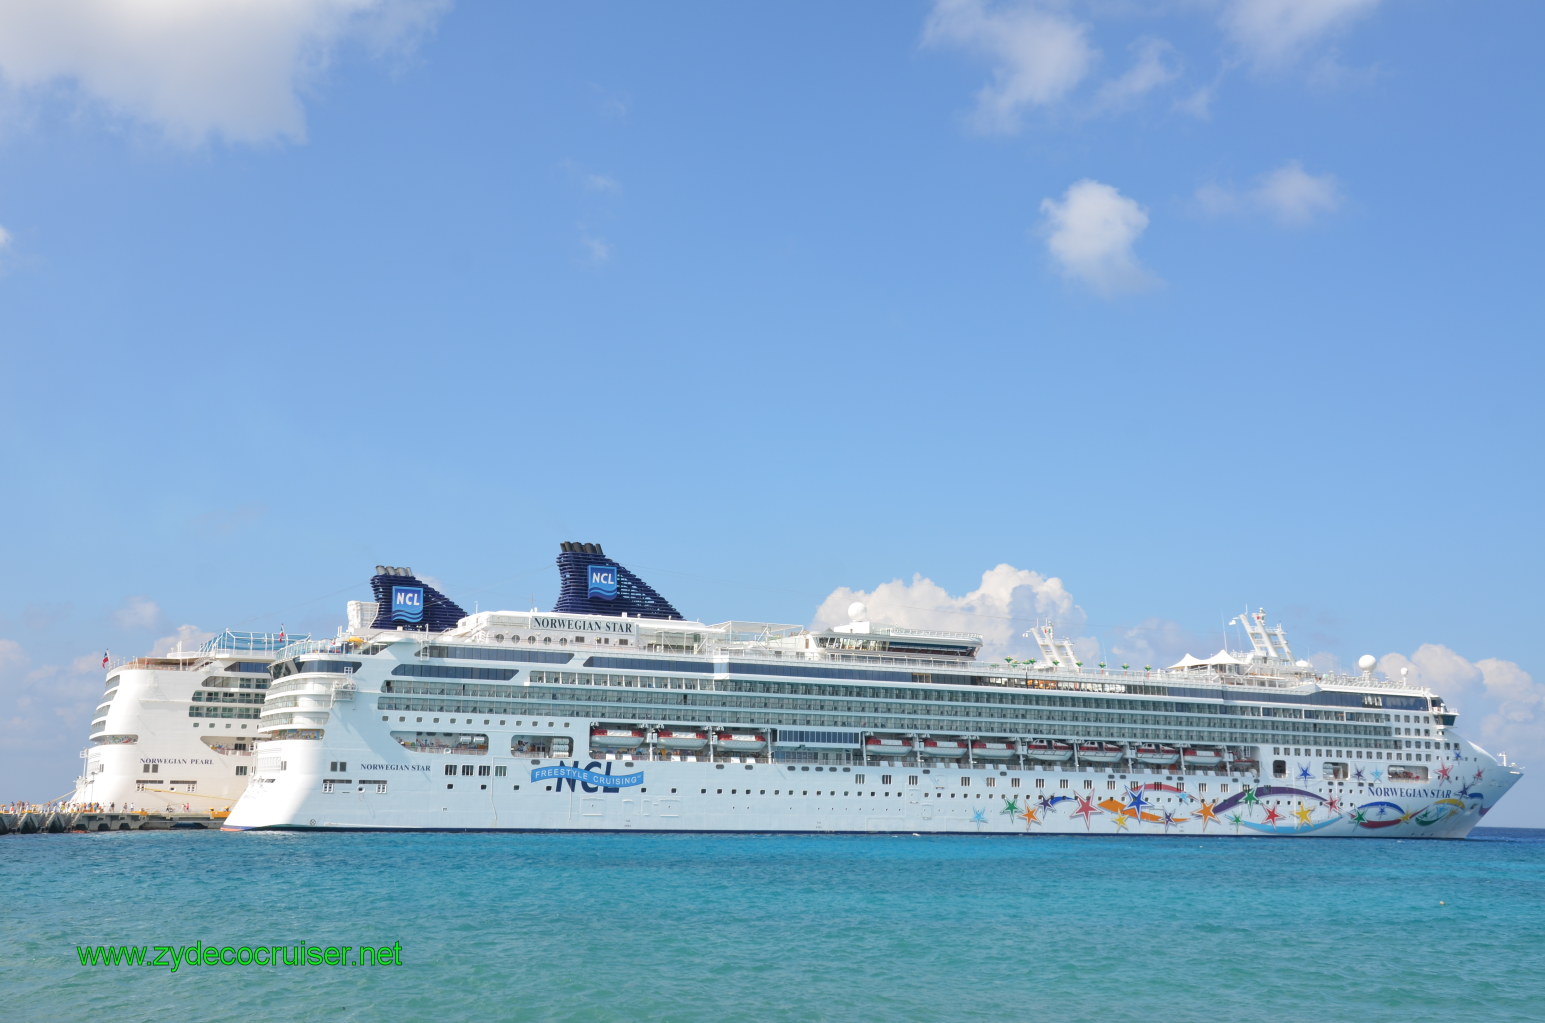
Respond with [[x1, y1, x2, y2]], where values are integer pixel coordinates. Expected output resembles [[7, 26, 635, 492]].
[[73, 567, 465, 812], [224, 544, 1523, 837]]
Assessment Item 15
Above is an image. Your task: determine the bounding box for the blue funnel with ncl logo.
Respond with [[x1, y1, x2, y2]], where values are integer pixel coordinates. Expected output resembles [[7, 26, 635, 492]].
[[552, 542, 683, 620], [368, 566, 468, 631]]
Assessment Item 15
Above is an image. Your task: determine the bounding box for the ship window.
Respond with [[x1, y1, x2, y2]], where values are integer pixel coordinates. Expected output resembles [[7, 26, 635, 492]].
[[444, 766, 456, 776], [960, 778, 970, 787], [478, 766, 491, 777], [881, 775, 892, 785], [448, 784, 455, 789], [235, 766, 248, 776], [461, 765, 474, 776], [494, 766, 507, 777], [1035, 779, 1044, 788]]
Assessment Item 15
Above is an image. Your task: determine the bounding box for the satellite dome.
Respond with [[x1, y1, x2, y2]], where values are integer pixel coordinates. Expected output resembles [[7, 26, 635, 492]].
[[847, 601, 868, 622], [1358, 654, 1377, 671]]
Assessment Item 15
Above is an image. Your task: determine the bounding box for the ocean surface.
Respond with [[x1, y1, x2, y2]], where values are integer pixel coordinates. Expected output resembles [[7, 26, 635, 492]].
[[4, 827, 1543, 1023]]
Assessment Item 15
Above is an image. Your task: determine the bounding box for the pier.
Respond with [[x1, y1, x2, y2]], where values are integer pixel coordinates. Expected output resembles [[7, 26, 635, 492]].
[[0, 807, 230, 834]]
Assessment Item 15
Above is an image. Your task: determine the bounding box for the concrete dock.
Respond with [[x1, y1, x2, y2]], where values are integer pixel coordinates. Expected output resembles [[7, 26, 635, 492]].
[[0, 808, 230, 834]]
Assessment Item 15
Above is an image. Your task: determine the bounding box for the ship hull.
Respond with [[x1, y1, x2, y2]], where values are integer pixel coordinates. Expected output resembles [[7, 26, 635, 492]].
[[226, 733, 1519, 839]]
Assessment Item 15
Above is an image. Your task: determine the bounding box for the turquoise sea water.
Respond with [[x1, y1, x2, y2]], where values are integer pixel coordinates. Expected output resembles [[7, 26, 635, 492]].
[[4, 828, 1543, 1023]]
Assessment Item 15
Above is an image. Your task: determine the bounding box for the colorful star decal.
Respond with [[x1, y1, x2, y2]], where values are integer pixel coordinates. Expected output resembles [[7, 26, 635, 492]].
[[1160, 809, 1180, 831], [1020, 807, 1040, 827], [1353, 767, 1365, 780], [1000, 798, 1020, 816], [1261, 805, 1283, 825], [1293, 805, 1314, 826], [1474, 770, 1486, 781], [1370, 769, 1383, 782], [1241, 786, 1259, 806], [1226, 812, 1244, 831], [1111, 812, 1130, 829], [971, 808, 987, 824], [1437, 764, 1452, 779], [1125, 787, 1151, 814], [1324, 797, 1341, 813], [1073, 796, 1099, 827], [1037, 796, 1058, 811], [1297, 764, 1314, 781], [1195, 801, 1217, 829], [1350, 808, 1367, 824]]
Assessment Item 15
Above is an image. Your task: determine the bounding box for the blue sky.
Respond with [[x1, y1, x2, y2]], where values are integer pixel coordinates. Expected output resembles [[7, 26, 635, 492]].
[[2, 1, 1541, 826]]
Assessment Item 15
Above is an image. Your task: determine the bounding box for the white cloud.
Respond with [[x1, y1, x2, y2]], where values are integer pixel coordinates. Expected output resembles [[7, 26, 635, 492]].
[[1196, 159, 1343, 226], [0, 0, 451, 145], [1256, 160, 1342, 225], [1378, 644, 1542, 768], [112, 595, 161, 630], [0, 223, 10, 249], [1174, 84, 1214, 120], [584, 173, 620, 194], [812, 563, 1084, 662], [1038, 179, 1157, 296], [1221, 0, 1380, 70], [581, 235, 612, 266], [922, 0, 1097, 133], [1105, 618, 1210, 670], [0, 638, 26, 670], [1094, 37, 1181, 111], [150, 624, 215, 656]]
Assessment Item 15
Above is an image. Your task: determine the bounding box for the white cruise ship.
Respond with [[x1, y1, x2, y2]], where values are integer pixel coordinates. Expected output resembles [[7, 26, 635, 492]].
[[73, 567, 466, 813], [73, 631, 298, 812], [224, 544, 1523, 837]]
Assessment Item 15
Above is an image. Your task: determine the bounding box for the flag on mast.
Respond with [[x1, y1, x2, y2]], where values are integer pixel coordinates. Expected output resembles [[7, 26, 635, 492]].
[[101, 650, 110, 668]]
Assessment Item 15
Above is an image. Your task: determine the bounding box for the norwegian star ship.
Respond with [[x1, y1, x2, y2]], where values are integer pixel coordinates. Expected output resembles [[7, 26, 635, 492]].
[[224, 544, 1523, 837], [73, 567, 465, 812]]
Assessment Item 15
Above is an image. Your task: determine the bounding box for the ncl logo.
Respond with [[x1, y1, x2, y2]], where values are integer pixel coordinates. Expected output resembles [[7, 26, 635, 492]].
[[391, 586, 424, 623], [588, 565, 618, 600]]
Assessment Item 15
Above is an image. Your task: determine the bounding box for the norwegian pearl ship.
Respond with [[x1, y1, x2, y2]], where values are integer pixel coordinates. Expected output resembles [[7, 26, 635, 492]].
[[73, 567, 465, 813], [224, 544, 1523, 837]]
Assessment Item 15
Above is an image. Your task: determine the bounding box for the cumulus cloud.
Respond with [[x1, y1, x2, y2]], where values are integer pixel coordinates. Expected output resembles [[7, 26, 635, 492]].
[[112, 595, 161, 630], [0, 0, 451, 145], [1, 657, 103, 762], [812, 563, 1085, 662], [922, 0, 1097, 133], [1039, 179, 1157, 296], [1094, 38, 1181, 111], [1196, 160, 1342, 226], [0, 223, 10, 249], [151, 625, 216, 656], [1105, 618, 1213, 670], [1379, 644, 1542, 767], [1221, 0, 1380, 71]]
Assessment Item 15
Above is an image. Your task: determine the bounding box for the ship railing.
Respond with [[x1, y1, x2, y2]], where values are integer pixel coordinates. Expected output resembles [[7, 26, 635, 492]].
[[276, 638, 365, 658], [706, 647, 1424, 696]]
